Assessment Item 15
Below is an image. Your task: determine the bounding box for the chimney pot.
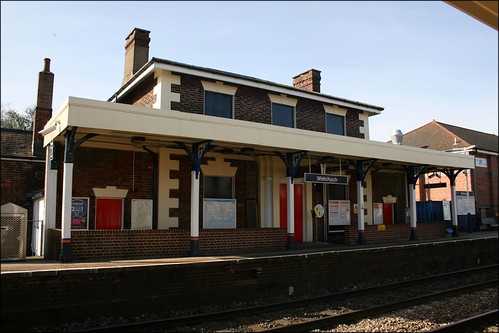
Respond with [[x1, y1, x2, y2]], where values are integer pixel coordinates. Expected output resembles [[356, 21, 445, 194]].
[[43, 58, 51, 72]]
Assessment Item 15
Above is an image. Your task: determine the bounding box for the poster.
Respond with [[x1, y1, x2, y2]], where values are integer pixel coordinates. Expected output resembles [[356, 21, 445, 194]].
[[328, 200, 351, 225], [442, 200, 451, 220], [373, 203, 383, 225], [71, 197, 89, 230]]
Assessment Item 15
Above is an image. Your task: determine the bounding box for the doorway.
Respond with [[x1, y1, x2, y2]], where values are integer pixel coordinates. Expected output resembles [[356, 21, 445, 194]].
[[279, 183, 304, 242], [96, 198, 123, 230]]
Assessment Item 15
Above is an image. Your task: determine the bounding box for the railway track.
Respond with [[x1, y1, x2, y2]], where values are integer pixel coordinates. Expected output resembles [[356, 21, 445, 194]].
[[260, 280, 497, 332], [72, 265, 497, 332], [427, 309, 498, 333]]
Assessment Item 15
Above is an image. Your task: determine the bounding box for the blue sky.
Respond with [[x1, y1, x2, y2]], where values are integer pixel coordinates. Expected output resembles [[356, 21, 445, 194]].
[[1, 1, 497, 142]]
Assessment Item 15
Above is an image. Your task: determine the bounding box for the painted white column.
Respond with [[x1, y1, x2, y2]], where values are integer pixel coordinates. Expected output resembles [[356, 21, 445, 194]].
[[451, 184, 459, 236], [60, 162, 73, 261], [191, 171, 200, 239], [61, 163, 73, 240], [43, 146, 58, 256], [357, 180, 366, 244], [410, 187, 417, 227], [357, 180, 364, 231], [287, 176, 294, 235], [263, 177, 273, 227], [409, 184, 417, 240]]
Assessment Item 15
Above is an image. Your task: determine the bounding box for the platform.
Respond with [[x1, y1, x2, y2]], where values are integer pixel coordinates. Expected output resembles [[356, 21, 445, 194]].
[[2, 230, 497, 274]]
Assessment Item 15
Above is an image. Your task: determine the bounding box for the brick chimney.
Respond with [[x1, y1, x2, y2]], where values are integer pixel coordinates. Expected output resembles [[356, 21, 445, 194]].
[[292, 69, 321, 93], [32, 58, 54, 157], [122, 28, 151, 85]]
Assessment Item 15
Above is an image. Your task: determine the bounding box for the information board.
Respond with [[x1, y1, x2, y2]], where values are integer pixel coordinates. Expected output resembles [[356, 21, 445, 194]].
[[131, 199, 153, 229], [203, 199, 237, 229], [373, 203, 383, 225], [457, 195, 475, 215], [328, 200, 351, 226]]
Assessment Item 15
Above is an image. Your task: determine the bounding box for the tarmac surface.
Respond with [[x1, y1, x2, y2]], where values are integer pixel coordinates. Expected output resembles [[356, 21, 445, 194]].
[[2, 230, 497, 273]]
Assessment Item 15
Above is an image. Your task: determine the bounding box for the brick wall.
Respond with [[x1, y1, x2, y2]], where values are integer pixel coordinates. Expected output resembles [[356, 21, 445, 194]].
[[1, 159, 45, 255], [54, 147, 154, 229], [4, 237, 497, 331], [169, 72, 364, 136], [474, 154, 498, 219], [46, 227, 287, 260], [170, 154, 259, 229], [344, 222, 447, 245], [119, 75, 157, 107]]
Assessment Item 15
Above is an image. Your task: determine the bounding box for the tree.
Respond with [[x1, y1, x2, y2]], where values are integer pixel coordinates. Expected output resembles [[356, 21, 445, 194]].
[[1, 103, 35, 130]]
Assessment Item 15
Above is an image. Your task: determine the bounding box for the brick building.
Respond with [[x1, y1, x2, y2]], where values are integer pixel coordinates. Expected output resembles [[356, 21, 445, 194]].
[[1, 59, 54, 257], [402, 120, 498, 227], [36, 28, 473, 261]]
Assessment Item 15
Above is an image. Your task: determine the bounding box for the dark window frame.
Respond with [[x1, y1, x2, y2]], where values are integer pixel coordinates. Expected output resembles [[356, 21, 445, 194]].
[[204, 91, 233, 119], [326, 113, 345, 136], [272, 102, 295, 128]]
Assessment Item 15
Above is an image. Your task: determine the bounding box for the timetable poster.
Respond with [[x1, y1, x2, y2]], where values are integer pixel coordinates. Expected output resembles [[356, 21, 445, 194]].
[[328, 200, 351, 225]]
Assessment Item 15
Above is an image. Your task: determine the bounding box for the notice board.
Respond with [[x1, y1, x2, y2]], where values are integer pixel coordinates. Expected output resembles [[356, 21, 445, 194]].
[[203, 199, 237, 229], [328, 200, 351, 225], [131, 199, 153, 229]]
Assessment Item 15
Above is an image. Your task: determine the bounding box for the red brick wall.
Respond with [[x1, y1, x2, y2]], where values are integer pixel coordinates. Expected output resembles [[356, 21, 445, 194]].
[[474, 154, 498, 219], [344, 222, 446, 245], [46, 227, 286, 260], [120, 75, 157, 107], [54, 147, 154, 229]]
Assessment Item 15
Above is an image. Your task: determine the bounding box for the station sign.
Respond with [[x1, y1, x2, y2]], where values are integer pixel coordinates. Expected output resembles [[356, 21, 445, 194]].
[[304, 172, 348, 185], [423, 183, 447, 189]]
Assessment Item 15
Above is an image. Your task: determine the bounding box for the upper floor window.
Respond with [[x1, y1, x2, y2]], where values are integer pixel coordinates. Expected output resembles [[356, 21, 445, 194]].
[[204, 91, 233, 119], [325, 105, 347, 136], [272, 103, 295, 128], [326, 113, 345, 135]]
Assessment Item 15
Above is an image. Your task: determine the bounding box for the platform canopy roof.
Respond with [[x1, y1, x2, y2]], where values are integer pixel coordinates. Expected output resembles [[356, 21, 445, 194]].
[[42, 96, 474, 171]]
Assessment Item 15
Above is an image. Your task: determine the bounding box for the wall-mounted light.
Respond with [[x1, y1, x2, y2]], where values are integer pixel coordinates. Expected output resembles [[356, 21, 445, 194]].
[[38, 120, 60, 136]]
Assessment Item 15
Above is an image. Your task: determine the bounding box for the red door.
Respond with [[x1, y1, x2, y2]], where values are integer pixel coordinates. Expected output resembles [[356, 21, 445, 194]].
[[383, 203, 393, 225], [279, 183, 304, 242], [96, 198, 123, 230]]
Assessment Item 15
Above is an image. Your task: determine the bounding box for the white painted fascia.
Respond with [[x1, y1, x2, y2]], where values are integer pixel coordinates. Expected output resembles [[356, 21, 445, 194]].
[[47, 97, 474, 170]]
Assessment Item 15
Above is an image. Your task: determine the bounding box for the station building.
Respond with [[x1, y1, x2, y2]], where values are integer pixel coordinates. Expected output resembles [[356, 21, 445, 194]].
[[36, 28, 474, 261]]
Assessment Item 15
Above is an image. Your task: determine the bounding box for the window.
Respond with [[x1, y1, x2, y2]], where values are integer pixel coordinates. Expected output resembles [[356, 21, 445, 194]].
[[204, 176, 233, 199], [205, 91, 233, 119], [272, 103, 294, 128], [326, 113, 345, 135]]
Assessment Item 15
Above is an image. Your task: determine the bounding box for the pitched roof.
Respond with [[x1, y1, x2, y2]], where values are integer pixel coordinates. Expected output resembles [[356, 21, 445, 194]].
[[0, 128, 39, 159], [402, 120, 498, 153], [110, 57, 385, 114]]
